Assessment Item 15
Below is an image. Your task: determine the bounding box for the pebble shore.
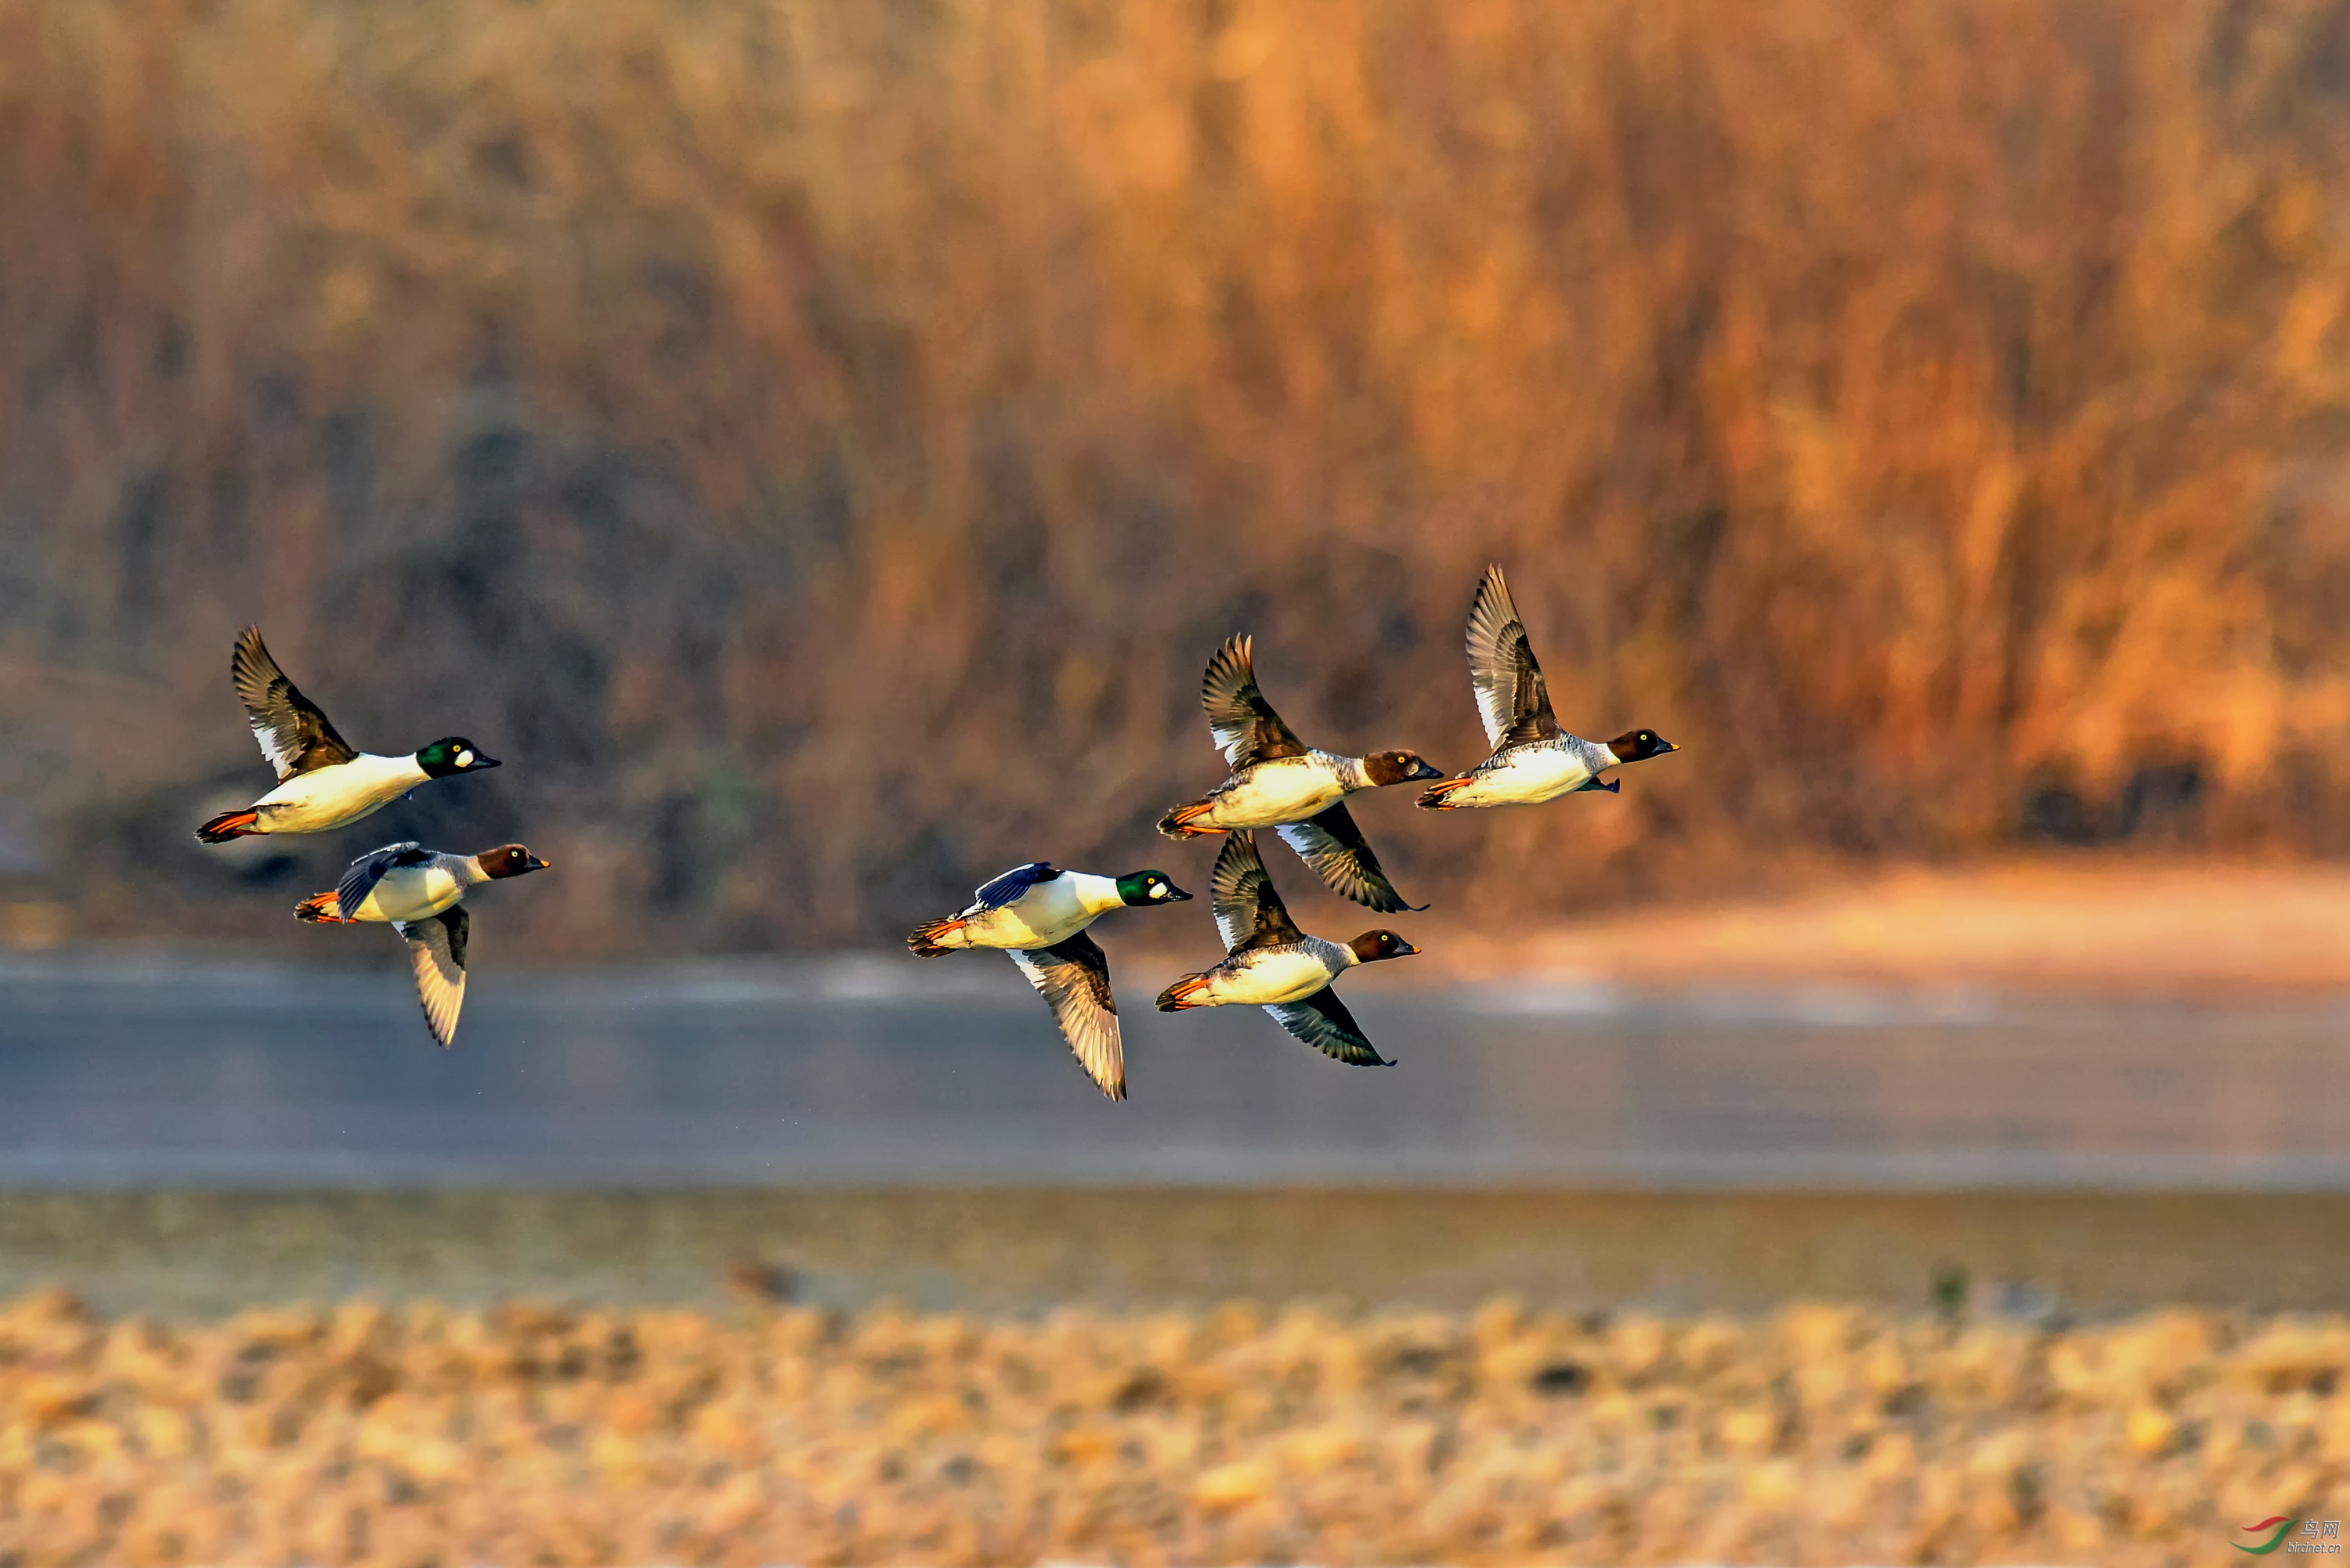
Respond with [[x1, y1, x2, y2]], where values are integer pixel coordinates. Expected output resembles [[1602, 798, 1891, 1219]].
[[2, 1287, 2345, 1566]]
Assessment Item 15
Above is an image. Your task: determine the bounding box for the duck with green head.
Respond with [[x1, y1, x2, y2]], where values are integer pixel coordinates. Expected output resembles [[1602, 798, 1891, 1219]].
[[907, 863, 1194, 1100]]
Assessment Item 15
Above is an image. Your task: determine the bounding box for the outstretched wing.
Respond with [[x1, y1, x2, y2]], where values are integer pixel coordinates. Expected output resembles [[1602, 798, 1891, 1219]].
[[1201, 635, 1307, 769], [392, 905, 469, 1049], [1464, 565, 1561, 749], [336, 842, 430, 921], [1275, 804, 1425, 914], [233, 627, 360, 781], [1264, 988, 1392, 1067], [1006, 934, 1126, 1100], [971, 862, 1058, 912], [1209, 830, 1305, 955]]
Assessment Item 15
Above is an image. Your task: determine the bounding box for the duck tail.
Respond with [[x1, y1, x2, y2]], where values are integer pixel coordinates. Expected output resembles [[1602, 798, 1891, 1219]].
[[294, 891, 348, 924], [1156, 800, 1220, 839], [906, 918, 967, 957], [1155, 973, 1213, 1012], [1415, 776, 1471, 811], [196, 809, 262, 844]]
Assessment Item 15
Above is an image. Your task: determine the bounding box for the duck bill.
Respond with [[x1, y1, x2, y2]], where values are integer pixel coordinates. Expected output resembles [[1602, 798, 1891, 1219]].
[[471, 753, 503, 769], [1164, 886, 1195, 901], [1409, 759, 1444, 781], [528, 855, 552, 871]]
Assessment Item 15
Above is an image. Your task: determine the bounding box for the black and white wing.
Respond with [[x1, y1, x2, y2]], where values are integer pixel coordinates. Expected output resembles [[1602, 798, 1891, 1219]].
[[970, 862, 1059, 912], [1006, 933, 1126, 1100], [1276, 804, 1425, 914], [1464, 565, 1562, 750], [1200, 635, 1308, 769], [336, 842, 431, 920], [393, 905, 469, 1049], [1264, 988, 1392, 1067], [1209, 831, 1307, 955], [232, 627, 360, 781]]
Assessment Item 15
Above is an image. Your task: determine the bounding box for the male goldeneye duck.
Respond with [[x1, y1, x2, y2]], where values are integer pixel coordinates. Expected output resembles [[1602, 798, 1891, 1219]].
[[1417, 565, 1679, 810], [195, 627, 501, 843], [905, 863, 1193, 1100], [1156, 634, 1441, 913], [1152, 831, 1415, 1067], [294, 841, 551, 1048]]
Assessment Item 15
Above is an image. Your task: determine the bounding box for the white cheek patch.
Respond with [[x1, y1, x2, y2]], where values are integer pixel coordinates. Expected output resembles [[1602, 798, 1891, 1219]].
[[455, 750, 474, 768], [1152, 884, 1170, 898]]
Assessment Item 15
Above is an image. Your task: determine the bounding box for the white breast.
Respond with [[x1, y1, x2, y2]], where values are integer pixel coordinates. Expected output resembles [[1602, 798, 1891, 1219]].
[[1204, 758, 1352, 827], [1455, 745, 1598, 806], [255, 753, 428, 833], [1202, 948, 1339, 1006], [353, 863, 468, 924], [960, 876, 1101, 950]]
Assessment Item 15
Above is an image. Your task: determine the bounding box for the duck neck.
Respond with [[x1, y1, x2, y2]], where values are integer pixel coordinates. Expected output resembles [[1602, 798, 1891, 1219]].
[[1067, 872, 1125, 916]]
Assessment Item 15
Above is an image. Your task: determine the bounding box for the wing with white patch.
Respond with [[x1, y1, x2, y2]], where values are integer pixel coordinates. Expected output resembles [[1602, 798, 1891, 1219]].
[[336, 842, 431, 920], [393, 905, 469, 1049], [1007, 933, 1126, 1100], [1275, 804, 1424, 914], [970, 862, 1058, 912], [232, 627, 360, 781], [1209, 830, 1306, 954], [1264, 988, 1392, 1067], [1464, 565, 1562, 750], [1200, 635, 1307, 769]]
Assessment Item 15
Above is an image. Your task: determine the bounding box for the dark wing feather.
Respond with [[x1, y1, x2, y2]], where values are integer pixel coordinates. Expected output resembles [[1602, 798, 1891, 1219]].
[[971, 862, 1058, 912], [1201, 635, 1307, 769], [393, 905, 468, 1049], [1275, 804, 1424, 914], [1264, 988, 1392, 1067], [1209, 831, 1306, 954], [336, 842, 430, 920], [233, 627, 360, 781], [1464, 566, 1561, 749], [1006, 933, 1125, 1100]]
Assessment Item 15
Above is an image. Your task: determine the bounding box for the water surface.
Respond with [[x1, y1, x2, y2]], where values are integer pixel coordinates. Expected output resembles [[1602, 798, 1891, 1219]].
[[3, 949, 2345, 1188]]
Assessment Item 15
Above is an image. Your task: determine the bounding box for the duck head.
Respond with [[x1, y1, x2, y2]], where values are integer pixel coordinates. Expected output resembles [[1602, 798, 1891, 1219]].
[[1347, 930, 1420, 963], [1364, 750, 1445, 786], [1606, 729, 1679, 764], [1115, 870, 1193, 905], [418, 737, 501, 777], [478, 844, 552, 880]]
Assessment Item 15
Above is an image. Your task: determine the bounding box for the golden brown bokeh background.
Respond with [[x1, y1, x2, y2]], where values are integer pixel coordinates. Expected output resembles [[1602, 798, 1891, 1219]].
[[5, 0, 2348, 952]]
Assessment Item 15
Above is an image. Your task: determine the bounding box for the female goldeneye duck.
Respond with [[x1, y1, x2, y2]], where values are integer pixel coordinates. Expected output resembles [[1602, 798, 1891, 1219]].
[[1417, 565, 1680, 810], [1152, 832, 1416, 1068], [1157, 634, 1439, 913], [905, 863, 1195, 1101], [195, 627, 502, 842], [292, 841, 551, 1048]]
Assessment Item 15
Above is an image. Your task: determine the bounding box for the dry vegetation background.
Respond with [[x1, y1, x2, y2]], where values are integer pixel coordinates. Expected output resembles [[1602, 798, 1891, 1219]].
[[5, 0, 2350, 952]]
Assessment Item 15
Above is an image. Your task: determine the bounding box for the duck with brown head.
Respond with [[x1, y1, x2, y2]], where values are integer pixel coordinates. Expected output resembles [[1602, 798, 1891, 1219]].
[[1155, 635, 1441, 913], [1417, 566, 1682, 810], [1154, 833, 1416, 1068], [290, 840, 551, 1049]]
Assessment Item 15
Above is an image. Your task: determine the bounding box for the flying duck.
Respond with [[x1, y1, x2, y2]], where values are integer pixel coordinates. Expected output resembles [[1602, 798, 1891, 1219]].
[[1157, 634, 1441, 913], [1418, 565, 1678, 810], [195, 627, 500, 843], [1153, 831, 1415, 1066], [295, 841, 551, 1048], [906, 863, 1193, 1100]]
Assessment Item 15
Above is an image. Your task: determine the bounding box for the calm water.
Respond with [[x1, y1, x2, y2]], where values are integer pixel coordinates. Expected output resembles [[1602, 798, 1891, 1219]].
[[2, 948, 2347, 1188]]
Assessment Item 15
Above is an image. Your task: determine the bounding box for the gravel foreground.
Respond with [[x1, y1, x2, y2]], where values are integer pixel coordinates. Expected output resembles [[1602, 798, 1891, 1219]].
[[0, 1288, 2342, 1566]]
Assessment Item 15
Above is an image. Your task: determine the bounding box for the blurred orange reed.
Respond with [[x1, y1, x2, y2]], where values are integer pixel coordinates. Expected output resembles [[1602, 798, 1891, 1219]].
[[2, 0, 2348, 949]]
